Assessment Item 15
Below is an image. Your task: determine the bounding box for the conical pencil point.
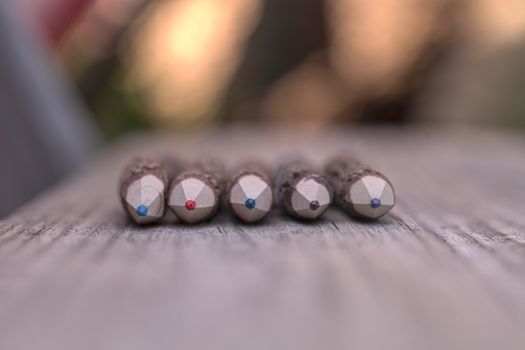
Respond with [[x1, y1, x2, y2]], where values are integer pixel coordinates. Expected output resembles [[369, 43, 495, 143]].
[[168, 178, 218, 223], [124, 175, 165, 224], [229, 174, 272, 223], [290, 178, 331, 219], [349, 175, 394, 219]]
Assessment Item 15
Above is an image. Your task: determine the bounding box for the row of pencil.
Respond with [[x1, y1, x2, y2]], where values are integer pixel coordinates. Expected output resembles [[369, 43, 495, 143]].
[[119, 156, 395, 225]]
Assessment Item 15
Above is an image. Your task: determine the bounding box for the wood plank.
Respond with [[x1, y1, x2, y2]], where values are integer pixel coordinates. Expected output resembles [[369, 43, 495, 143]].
[[0, 127, 524, 350]]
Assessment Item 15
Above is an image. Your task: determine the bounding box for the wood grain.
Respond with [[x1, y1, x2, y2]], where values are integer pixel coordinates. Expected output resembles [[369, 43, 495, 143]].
[[0, 127, 524, 350]]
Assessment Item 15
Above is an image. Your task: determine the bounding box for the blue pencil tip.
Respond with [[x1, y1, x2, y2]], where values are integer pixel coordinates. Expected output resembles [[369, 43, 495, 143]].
[[136, 204, 148, 217], [245, 198, 256, 209], [370, 198, 381, 209]]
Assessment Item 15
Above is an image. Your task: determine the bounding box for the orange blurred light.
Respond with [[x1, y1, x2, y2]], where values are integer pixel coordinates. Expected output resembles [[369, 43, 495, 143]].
[[124, 0, 262, 126]]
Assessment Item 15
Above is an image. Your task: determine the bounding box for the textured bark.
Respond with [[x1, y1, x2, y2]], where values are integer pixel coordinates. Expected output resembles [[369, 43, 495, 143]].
[[160, 156, 182, 181]]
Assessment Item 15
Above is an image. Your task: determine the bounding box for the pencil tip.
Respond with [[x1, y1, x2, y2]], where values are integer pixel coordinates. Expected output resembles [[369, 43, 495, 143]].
[[291, 178, 331, 219], [309, 200, 320, 211], [349, 175, 395, 219], [370, 198, 382, 209], [244, 198, 257, 209], [124, 175, 165, 224], [229, 174, 272, 222], [168, 178, 217, 223], [136, 204, 148, 217]]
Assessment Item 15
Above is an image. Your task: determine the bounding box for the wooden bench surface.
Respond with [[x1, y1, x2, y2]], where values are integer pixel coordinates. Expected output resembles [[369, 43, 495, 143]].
[[1, 127, 524, 350]]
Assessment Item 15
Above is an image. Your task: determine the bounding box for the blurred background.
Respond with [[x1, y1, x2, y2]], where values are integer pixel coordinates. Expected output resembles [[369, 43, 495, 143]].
[[1, 0, 525, 217]]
